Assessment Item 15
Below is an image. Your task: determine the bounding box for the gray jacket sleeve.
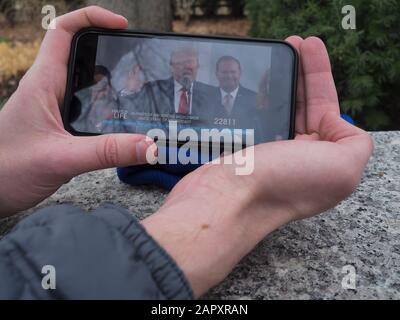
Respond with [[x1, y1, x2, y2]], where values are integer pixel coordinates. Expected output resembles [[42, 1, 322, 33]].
[[0, 204, 193, 300]]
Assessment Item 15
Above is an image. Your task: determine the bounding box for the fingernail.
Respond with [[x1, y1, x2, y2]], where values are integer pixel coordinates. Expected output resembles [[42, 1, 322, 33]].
[[117, 14, 129, 25], [136, 138, 158, 164]]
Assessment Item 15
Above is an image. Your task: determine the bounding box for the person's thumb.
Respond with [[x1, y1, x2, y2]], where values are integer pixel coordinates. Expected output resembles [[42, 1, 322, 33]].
[[54, 134, 157, 177], [319, 111, 374, 166]]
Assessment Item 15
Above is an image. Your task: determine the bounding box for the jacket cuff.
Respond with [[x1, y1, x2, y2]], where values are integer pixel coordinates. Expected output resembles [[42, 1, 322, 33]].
[[94, 204, 194, 300]]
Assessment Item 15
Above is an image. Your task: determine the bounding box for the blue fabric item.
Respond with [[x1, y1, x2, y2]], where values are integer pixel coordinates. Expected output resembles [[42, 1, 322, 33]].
[[117, 165, 186, 190], [117, 145, 216, 190], [341, 114, 355, 125]]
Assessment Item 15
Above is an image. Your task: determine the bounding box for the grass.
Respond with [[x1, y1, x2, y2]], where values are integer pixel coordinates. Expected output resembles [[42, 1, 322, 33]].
[[0, 40, 40, 79], [0, 36, 9, 43]]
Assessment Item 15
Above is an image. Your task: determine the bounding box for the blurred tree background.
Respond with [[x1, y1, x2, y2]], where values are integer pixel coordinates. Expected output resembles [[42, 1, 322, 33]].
[[87, 0, 173, 31], [247, 0, 400, 130], [1, 0, 399, 130]]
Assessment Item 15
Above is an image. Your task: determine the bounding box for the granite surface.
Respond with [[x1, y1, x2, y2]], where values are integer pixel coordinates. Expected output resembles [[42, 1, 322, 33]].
[[1, 131, 399, 299]]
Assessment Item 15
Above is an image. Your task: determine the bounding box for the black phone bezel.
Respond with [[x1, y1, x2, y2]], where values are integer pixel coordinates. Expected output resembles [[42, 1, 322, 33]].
[[62, 27, 298, 148]]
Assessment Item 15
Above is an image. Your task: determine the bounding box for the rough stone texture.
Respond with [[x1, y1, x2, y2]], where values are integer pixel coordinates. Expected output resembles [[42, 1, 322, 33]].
[[1, 131, 399, 299]]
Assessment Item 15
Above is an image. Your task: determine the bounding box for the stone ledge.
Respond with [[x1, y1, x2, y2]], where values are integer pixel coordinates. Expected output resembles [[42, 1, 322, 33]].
[[1, 131, 399, 299]]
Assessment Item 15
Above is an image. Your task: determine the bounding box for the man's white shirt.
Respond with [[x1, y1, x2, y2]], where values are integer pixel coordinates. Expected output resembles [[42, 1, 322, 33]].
[[220, 87, 239, 105], [220, 86, 239, 114]]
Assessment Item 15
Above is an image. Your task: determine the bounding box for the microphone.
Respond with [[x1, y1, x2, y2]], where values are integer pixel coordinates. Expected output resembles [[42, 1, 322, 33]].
[[182, 76, 192, 92]]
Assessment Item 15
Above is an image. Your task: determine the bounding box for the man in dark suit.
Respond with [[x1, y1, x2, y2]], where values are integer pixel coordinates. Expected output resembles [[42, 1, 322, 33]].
[[213, 56, 264, 142], [119, 47, 217, 125]]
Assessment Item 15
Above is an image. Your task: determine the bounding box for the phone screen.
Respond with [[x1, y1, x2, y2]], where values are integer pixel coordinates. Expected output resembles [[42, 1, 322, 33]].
[[65, 30, 297, 146]]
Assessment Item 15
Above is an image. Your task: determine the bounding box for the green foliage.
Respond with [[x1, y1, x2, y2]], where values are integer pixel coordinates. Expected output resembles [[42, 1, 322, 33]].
[[246, 0, 400, 130], [0, 98, 6, 110]]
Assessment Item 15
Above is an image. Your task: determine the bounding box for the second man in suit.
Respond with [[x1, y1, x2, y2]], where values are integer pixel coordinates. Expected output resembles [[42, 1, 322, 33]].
[[213, 56, 264, 142]]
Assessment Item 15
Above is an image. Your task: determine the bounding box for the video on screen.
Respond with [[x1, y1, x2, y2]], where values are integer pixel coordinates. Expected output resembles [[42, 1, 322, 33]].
[[70, 35, 294, 145]]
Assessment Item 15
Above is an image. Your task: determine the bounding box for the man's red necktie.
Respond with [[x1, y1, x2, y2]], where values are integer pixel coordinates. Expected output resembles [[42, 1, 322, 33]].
[[178, 88, 189, 114]]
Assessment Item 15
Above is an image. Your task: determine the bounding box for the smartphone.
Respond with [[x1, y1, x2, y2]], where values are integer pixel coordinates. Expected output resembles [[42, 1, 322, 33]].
[[63, 28, 297, 148]]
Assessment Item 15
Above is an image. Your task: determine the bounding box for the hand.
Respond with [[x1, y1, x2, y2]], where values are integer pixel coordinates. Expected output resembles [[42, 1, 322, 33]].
[[125, 64, 145, 93], [142, 36, 374, 297], [0, 6, 157, 217], [90, 78, 111, 103]]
